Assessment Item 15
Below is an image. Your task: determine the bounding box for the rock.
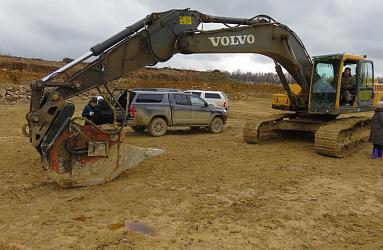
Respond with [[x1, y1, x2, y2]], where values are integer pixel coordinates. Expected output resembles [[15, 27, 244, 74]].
[[120, 237, 129, 244], [0, 88, 6, 98]]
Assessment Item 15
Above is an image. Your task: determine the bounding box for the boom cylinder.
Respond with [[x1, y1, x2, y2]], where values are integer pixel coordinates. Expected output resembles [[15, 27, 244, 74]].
[[201, 14, 275, 25], [90, 17, 147, 56]]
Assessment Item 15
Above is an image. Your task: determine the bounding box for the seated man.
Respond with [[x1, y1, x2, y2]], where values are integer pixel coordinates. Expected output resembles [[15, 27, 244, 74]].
[[340, 67, 356, 106], [82, 96, 98, 121]]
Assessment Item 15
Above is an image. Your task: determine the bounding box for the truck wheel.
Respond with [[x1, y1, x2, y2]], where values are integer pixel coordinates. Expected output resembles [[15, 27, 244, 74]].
[[130, 126, 146, 133], [148, 117, 167, 137], [209, 117, 224, 134]]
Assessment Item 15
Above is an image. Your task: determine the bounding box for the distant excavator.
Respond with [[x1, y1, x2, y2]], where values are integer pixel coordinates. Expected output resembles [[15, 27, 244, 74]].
[[25, 9, 379, 187]]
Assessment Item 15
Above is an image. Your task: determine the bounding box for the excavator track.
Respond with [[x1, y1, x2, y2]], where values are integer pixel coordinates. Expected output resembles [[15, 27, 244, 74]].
[[243, 113, 293, 143], [314, 117, 371, 157]]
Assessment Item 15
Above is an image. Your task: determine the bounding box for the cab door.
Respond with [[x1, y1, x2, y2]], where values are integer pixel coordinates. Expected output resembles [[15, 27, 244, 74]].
[[357, 61, 374, 108]]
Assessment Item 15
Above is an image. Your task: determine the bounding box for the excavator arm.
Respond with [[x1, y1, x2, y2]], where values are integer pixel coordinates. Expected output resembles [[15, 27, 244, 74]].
[[26, 9, 313, 187]]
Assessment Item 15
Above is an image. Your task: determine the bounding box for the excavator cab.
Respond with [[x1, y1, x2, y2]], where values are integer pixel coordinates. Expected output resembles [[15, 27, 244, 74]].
[[309, 54, 374, 115], [247, 53, 375, 157]]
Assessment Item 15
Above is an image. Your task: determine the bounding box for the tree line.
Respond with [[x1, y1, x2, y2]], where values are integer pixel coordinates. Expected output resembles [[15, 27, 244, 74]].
[[227, 70, 295, 84]]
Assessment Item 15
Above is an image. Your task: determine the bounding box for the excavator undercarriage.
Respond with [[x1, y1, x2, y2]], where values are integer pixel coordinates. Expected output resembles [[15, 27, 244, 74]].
[[244, 114, 371, 157]]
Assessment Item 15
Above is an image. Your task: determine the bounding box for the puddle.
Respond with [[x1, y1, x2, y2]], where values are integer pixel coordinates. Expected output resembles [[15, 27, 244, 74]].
[[125, 221, 156, 236], [107, 220, 156, 235]]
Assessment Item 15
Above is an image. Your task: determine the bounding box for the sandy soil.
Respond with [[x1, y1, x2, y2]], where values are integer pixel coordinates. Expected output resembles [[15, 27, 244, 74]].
[[1, 98, 383, 249]]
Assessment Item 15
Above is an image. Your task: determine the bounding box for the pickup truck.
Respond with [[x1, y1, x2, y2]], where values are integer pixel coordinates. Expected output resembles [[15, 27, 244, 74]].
[[117, 90, 227, 136]]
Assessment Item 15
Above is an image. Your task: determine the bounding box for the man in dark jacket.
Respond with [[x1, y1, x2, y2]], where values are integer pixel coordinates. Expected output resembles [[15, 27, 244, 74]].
[[369, 101, 383, 159], [82, 96, 98, 121], [340, 67, 356, 106], [93, 99, 114, 125]]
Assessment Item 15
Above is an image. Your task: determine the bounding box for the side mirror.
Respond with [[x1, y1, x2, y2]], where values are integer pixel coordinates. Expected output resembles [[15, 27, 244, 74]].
[[204, 102, 209, 107]]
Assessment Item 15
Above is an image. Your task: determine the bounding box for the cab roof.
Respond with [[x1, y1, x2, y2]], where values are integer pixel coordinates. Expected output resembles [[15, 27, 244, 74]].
[[313, 53, 366, 61]]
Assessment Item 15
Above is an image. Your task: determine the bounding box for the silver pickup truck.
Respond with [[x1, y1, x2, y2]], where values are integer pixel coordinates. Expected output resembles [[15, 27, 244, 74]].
[[117, 90, 227, 136]]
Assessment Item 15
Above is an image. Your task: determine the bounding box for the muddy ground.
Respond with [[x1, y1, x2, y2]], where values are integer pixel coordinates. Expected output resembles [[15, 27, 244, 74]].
[[0, 98, 383, 249]]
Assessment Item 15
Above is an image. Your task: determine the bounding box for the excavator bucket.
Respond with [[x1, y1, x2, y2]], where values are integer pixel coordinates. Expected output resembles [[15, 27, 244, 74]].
[[40, 122, 163, 188]]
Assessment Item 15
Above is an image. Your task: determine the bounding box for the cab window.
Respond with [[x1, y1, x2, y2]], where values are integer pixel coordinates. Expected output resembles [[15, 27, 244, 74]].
[[312, 62, 337, 93], [358, 61, 374, 102], [310, 61, 339, 111]]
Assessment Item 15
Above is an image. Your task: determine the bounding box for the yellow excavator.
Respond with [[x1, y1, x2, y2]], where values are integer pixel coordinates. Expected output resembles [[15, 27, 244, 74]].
[[25, 9, 379, 187]]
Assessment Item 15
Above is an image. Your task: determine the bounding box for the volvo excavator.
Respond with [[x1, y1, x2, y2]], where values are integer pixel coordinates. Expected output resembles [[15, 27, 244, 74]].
[[25, 9, 377, 187]]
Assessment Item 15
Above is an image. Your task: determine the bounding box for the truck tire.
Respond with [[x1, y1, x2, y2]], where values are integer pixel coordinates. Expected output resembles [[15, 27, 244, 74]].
[[209, 117, 224, 134], [148, 117, 167, 137], [130, 126, 146, 133]]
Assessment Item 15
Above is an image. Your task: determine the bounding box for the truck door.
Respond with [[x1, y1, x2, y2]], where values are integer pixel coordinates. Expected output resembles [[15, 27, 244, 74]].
[[116, 90, 135, 123], [171, 94, 192, 125], [357, 60, 374, 108], [190, 95, 211, 125]]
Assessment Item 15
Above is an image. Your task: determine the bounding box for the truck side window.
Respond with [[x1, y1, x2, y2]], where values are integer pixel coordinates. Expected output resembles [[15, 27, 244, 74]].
[[135, 94, 164, 103], [190, 96, 206, 107], [175, 94, 190, 105], [205, 93, 221, 99]]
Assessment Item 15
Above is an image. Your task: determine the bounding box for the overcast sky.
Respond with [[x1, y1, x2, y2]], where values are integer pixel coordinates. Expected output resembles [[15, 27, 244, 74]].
[[0, 0, 382, 75]]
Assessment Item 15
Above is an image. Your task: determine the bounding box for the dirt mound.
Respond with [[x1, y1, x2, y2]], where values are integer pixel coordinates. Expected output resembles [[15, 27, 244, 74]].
[[0, 55, 284, 104]]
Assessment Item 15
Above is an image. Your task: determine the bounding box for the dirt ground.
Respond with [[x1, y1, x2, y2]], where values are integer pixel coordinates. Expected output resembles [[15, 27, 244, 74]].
[[1, 98, 383, 249]]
